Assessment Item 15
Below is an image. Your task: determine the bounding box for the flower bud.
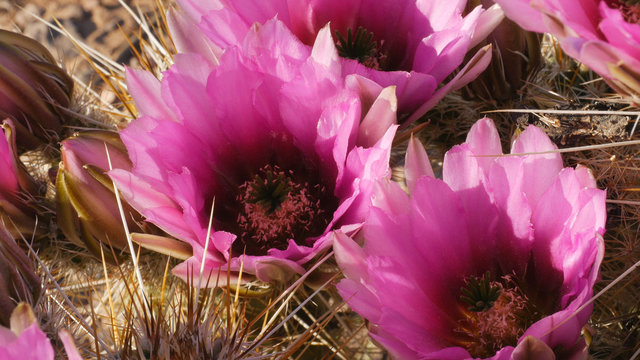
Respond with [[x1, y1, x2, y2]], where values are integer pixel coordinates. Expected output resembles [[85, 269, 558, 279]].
[[56, 130, 148, 259], [464, 0, 542, 100], [0, 30, 74, 150], [0, 225, 41, 327], [0, 119, 45, 239]]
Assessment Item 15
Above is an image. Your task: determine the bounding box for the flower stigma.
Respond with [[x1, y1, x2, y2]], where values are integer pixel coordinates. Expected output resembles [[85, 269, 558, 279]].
[[232, 165, 329, 256], [334, 26, 387, 69], [456, 273, 543, 358]]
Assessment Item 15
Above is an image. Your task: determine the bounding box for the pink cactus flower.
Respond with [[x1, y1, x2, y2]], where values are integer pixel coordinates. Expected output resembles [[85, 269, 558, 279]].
[[110, 19, 397, 285], [172, 0, 503, 124], [0, 303, 82, 360], [494, 0, 640, 102], [335, 118, 605, 359]]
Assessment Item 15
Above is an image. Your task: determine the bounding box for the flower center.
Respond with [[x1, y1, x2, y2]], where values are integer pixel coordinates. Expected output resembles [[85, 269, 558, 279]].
[[606, 0, 640, 23], [334, 26, 387, 70], [245, 167, 292, 214], [455, 273, 542, 358], [232, 165, 329, 256], [460, 271, 502, 312]]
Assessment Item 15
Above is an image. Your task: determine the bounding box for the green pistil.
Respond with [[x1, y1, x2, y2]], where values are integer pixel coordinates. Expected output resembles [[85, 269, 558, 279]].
[[247, 169, 292, 214], [460, 271, 502, 312], [334, 26, 377, 63]]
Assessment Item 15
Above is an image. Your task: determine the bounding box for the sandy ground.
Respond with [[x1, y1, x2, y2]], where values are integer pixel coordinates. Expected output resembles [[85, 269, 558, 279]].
[[0, 0, 156, 84]]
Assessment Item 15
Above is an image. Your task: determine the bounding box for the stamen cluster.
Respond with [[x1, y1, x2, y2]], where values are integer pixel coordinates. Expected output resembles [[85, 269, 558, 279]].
[[235, 165, 326, 255], [334, 27, 386, 69], [457, 274, 541, 358]]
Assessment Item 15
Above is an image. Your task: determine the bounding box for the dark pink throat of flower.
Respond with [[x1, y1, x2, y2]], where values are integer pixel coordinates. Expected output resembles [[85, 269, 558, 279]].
[[606, 0, 640, 23], [228, 165, 331, 257], [334, 26, 388, 70], [455, 272, 543, 358]]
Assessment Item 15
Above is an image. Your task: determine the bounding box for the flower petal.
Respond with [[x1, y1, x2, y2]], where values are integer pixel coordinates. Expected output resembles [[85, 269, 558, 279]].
[[404, 136, 434, 193]]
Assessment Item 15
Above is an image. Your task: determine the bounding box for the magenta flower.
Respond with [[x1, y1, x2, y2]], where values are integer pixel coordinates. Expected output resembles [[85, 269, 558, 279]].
[[110, 19, 397, 284], [335, 118, 605, 359], [174, 0, 503, 123], [0, 303, 82, 360], [494, 0, 640, 101]]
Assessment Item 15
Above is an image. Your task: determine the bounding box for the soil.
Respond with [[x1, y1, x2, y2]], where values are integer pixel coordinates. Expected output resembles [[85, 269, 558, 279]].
[[0, 0, 156, 84]]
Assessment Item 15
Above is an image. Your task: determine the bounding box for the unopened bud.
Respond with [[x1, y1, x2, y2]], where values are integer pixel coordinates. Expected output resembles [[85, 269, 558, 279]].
[[56, 131, 149, 259], [0, 120, 45, 239], [0, 226, 41, 326], [0, 30, 74, 150]]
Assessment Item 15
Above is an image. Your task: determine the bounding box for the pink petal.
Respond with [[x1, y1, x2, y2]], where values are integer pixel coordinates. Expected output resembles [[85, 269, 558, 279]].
[[242, 18, 311, 78], [363, 207, 462, 331], [225, 0, 289, 27], [560, 38, 616, 78], [410, 176, 472, 282], [404, 136, 434, 193], [174, 0, 222, 22], [367, 270, 454, 352], [310, 24, 341, 73], [538, 0, 601, 40], [598, 3, 640, 60], [443, 144, 498, 272], [413, 7, 482, 82], [333, 126, 395, 224], [315, 96, 361, 191], [493, 0, 547, 33], [511, 124, 563, 209], [573, 164, 597, 189], [371, 179, 411, 217], [0, 123, 18, 192], [58, 330, 82, 360], [332, 230, 368, 282], [405, 44, 492, 125], [357, 85, 397, 148], [125, 67, 177, 122], [0, 327, 16, 346], [109, 169, 195, 242], [199, 8, 251, 48], [1, 324, 54, 360], [486, 156, 534, 274], [368, 329, 424, 360], [529, 168, 602, 300], [345, 74, 384, 113], [336, 278, 381, 321], [465, 116, 503, 174], [415, 0, 466, 31], [286, 0, 361, 45], [166, 9, 221, 65], [172, 255, 245, 288], [512, 336, 556, 360], [253, 256, 305, 282], [470, 4, 505, 48]]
